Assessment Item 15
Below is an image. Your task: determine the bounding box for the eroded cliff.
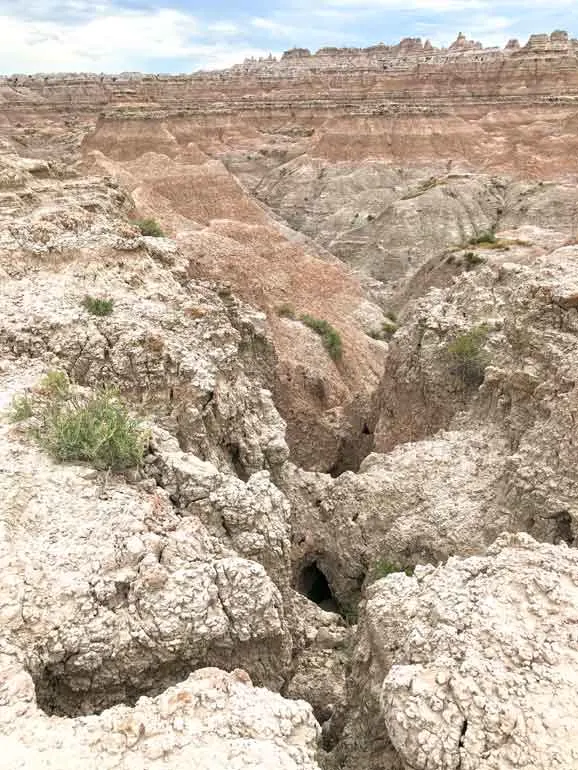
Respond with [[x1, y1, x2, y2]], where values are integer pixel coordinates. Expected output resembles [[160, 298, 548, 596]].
[[3, 29, 578, 770]]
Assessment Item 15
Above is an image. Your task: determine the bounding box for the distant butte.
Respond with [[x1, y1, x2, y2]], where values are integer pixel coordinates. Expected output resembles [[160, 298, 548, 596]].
[[2, 31, 578, 113]]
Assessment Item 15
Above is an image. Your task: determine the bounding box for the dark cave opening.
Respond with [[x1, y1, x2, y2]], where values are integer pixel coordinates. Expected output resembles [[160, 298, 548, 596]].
[[297, 562, 340, 614]]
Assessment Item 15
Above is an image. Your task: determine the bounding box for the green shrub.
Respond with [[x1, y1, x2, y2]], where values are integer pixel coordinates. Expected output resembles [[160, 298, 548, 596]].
[[10, 375, 146, 471], [276, 303, 296, 319], [82, 295, 114, 317], [446, 325, 489, 387], [385, 310, 397, 322], [41, 370, 70, 397], [8, 394, 33, 422], [371, 559, 414, 581], [464, 251, 486, 270], [469, 230, 496, 245], [135, 218, 165, 237], [368, 318, 399, 341], [300, 314, 343, 361]]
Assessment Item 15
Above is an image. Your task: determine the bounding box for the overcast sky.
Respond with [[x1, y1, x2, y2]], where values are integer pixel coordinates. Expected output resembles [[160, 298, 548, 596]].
[[1, 0, 577, 74]]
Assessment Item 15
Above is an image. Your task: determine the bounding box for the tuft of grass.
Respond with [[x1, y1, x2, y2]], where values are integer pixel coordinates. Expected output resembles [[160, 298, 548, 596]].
[[464, 251, 486, 270], [446, 325, 489, 387], [469, 230, 497, 245], [36, 387, 146, 470], [371, 559, 414, 582], [82, 295, 114, 317], [300, 314, 343, 361], [368, 318, 399, 341], [276, 303, 296, 320], [8, 394, 34, 423], [41, 370, 70, 397], [135, 218, 165, 237], [385, 310, 398, 322], [9, 374, 146, 471]]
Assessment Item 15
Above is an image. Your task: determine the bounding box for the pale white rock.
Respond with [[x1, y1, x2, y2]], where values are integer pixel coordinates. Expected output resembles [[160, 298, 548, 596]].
[[0, 664, 321, 770], [343, 534, 578, 770]]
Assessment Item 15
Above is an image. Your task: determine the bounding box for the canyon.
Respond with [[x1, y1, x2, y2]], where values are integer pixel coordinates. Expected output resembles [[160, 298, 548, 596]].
[[2, 29, 578, 770]]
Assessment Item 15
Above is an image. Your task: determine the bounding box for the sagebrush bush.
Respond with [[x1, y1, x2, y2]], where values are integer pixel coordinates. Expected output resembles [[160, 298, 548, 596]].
[[9, 375, 146, 471], [135, 218, 165, 237], [82, 295, 114, 317], [446, 325, 489, 387], [300, 313, 343, 361]]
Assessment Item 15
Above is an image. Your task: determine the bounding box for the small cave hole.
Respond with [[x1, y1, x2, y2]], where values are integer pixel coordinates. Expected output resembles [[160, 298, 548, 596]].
[[555, 510, 573, 545], [297, 562, 340, 614]]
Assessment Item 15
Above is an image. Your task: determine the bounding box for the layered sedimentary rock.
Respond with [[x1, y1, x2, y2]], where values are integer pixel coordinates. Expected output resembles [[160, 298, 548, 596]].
[[5, 27, 578, 770], [3, 31, 578, 110]]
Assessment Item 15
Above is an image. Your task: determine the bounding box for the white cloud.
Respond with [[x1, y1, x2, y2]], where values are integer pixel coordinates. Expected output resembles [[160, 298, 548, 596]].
[[251, 17, 299, 37], [0, 7, 280, 73], [207, 21, 242, 36]]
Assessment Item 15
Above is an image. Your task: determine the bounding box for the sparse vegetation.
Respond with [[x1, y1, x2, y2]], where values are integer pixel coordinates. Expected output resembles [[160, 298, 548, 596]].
[[467, 231, 512, 250], [135, 218, 165, 237], [446, 325, 489, 387], [401, 176, 443, 200], [8, 374, 147, 471], [368, 318, 399, 341], [469, 230, 497, 245], [464, 251, 486, 270], [82, 295, 114, 317], [300, 313, 343, 361], [8, 394, 33, 423], [371, 559, 414, 582], [385, 310, 397, 322], [40, 369, 71, 398], [276, 303, 297, 319]]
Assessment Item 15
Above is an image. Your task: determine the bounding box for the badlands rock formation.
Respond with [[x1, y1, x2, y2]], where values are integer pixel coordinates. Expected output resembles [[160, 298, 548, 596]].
[[338, 533, 578, 770], [3, 28, 578, 770]]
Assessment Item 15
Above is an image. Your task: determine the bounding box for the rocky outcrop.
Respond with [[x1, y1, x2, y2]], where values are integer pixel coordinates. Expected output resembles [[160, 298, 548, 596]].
[[339, 533, 578, 770], [4, 32, 578, 111], [0, 664, 321, 769], [0, 401, 293, 715]]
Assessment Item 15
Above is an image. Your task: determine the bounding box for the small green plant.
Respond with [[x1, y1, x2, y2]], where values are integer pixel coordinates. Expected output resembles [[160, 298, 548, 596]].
[[371, 559, 414, 582], [464, 251, 486, 270], [82, 295, 114, 317], [276, 303, 296, 319], [469, 230, 496, 245], [135, 218, 165, 237], [300, 314, 343, 361], [36, 386, 146, 471], [8, 394, 33, 422], [368, 318, 399, 341], [446, 325, 489, 387], [385, 310, 397, 322], [9, 374, 146, 471], [41, 370, 70, 397]]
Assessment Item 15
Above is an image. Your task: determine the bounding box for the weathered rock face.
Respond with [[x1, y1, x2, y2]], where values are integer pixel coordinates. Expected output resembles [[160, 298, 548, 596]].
[[0, 664, 321, 770], [5, 28, 578, 770], [339, 534, 578, 770], [4, 31, 578, 108]]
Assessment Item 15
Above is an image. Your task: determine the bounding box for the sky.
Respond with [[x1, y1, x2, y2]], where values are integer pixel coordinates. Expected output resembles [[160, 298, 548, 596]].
[[0, 0, 577, 75]]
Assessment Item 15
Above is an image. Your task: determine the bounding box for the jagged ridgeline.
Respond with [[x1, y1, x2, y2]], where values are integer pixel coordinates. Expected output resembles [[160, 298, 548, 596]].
[[2, 27, 578, 770]]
